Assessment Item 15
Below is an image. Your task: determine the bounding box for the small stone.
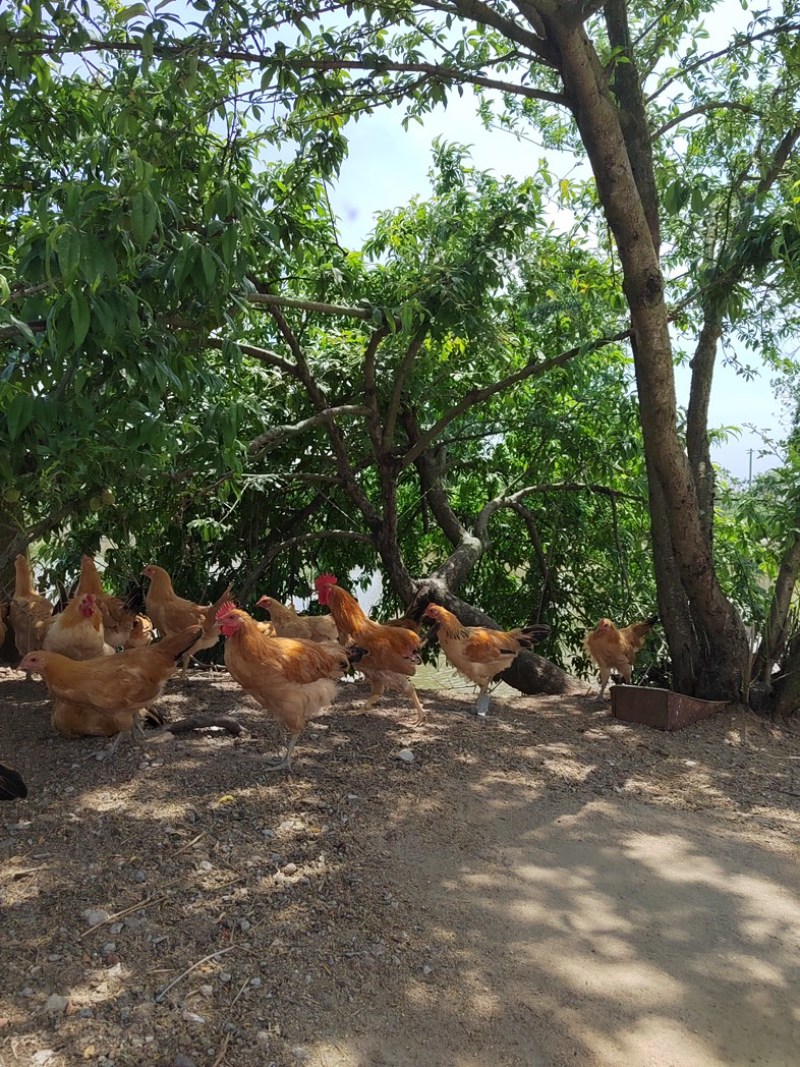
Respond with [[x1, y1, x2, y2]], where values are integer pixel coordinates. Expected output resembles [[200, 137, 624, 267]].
[[250, 977, 262, 988], [109, 923, 124, 934], [197, 861, 213, 873], [291, 1048, 309, 1062], [102, 943, 117, 955], [396, 748, 415, 763], [132, 869, 146, 883], [45, 994, 69, 1014], [181, 1011, 206, 1025], [78, 1008, 94, 1019], [422, 965, 432, 976], [173, 1056, 197, 1067], [219, 972, 233, 984], [256, 1031, 271, 1048], [238, 918, 251, 931], [82, 909, 110, 927], [31, 1053, 56, 1066], [282, 863, 297, 876], [199, 984, 213, 998]]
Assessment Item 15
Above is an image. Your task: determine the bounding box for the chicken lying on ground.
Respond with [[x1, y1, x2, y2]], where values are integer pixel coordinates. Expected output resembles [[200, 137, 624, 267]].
[[216, 603, 364, 772], [141, 564, 232, 675], [422, 604, 550, 717], [43, 592, 113, 661], [256, 595, 339, 643], [584, 615, 659, 699], [314, 574, 426, 725], [19, 625, 202, 757], [9, 554, 53, 658], [76, 555, 138, 648], [50, 699, 164, 740], [0, 763, 27, 800]]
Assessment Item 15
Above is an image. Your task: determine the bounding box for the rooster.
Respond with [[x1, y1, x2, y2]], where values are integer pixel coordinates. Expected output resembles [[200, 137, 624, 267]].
[[43, 592, 113, 661], [9, 554, 53, 658], [0, 762, 27, 800], [216, 603, 363, 772], [422, 603, 550, 717], [141, 564, 232, 675], [314, 574, 426, 725], [256, 595, 339, 643], [584, 615, 659, 699], [19, 625, 202, 756]]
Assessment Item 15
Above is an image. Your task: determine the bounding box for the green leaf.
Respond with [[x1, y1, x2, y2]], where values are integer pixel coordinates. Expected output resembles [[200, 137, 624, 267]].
[[5, 394, 34, 440]]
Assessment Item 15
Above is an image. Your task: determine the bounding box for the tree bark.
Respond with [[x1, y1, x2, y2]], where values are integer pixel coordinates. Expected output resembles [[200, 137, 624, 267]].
[[530, 5, 748, 699]]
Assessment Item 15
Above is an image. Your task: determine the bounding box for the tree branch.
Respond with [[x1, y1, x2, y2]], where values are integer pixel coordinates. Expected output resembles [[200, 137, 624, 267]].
[[248, 405, 371, 454]]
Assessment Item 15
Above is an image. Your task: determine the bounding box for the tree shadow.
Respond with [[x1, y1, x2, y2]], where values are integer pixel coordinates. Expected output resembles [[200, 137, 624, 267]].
[[1, 674, 798, 1066]]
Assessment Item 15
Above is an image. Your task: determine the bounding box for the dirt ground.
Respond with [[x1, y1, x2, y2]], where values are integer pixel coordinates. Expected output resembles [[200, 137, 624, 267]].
[[1, 664, 799, 1067]]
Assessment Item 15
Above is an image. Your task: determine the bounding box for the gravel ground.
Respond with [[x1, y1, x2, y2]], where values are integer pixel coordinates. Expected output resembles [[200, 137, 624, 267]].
[[1, 666, 799, 1067]]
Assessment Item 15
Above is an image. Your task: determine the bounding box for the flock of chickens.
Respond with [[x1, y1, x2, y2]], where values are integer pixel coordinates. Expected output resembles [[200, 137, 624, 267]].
[[1, 552, 659, 792]]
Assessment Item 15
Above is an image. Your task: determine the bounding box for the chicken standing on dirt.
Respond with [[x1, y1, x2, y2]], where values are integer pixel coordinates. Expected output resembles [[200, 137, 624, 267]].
[[0, 762, 27, 800], [43, 593, 113, 661], [584, 615, 659, 699], [19, 625, 202, 755], [216, 603, 362, 772], [314, 574, 426, 725], [9, 554, 53, 658], [256, 595, 339, 643], [141, 564, 231, 675], [423, 604, 550, 717]]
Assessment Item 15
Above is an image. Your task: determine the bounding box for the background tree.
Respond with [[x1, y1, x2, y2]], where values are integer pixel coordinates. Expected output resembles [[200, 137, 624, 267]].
[[2, 1, 799, 705]]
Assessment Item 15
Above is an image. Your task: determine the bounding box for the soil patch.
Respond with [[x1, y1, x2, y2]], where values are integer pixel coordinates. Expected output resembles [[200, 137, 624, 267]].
[[2, 668, 799, 1067]]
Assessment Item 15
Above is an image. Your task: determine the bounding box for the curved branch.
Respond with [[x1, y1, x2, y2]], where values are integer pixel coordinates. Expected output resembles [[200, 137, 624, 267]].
[[249, 405, 370, 454], [400, 328, 630, 469]]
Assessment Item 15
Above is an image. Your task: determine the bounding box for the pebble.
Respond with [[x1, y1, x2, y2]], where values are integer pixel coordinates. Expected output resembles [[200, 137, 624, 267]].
[[173, 1056, 197, 1067], [197, 861, 213, 872], [250, 977, 262, 988], [31, 1053, 56, 1066], [182, 1010, 206, 1025], [219, 972, 233, 984], [82, 908, 110, 927], [396, 749, 415, 763], [282, 863, 298, 875], [102, 943, 117, 955], [45, 994, 69, 1014], [199, 984, 214, 997]]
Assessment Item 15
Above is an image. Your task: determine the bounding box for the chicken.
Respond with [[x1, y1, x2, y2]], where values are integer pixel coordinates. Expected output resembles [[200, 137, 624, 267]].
[[76, 554, 138, 648], [50, 699, 162, 740], [256, 595, 339, 643], [19, 625, 202, 755], [422, 603, 550, 717], [141, 564, 232, 675], [43, 592, 113, 661], [9, 554, 53, 658], [124, 614, 155, 649], [0, 762, 27, 800], [216, 603, 362, 772], [584, 615, 659, 699], [314, 573, 426, 725]]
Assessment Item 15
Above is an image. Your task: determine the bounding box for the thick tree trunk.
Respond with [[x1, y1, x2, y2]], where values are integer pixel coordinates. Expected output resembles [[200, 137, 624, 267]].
[[538, 10, 748, 699]]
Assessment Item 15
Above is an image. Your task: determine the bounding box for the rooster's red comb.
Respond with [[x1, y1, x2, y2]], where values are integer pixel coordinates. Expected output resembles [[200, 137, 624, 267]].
[[314, 573, 339, 588], [215, 600, 238, 622]]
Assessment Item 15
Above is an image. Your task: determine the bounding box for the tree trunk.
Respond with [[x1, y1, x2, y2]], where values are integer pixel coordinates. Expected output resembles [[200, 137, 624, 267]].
[[536, 8, 748, 699]]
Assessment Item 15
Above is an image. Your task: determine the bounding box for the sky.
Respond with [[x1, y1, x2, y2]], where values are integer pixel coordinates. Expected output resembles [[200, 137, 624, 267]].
[[321, 25, 786, 484]]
